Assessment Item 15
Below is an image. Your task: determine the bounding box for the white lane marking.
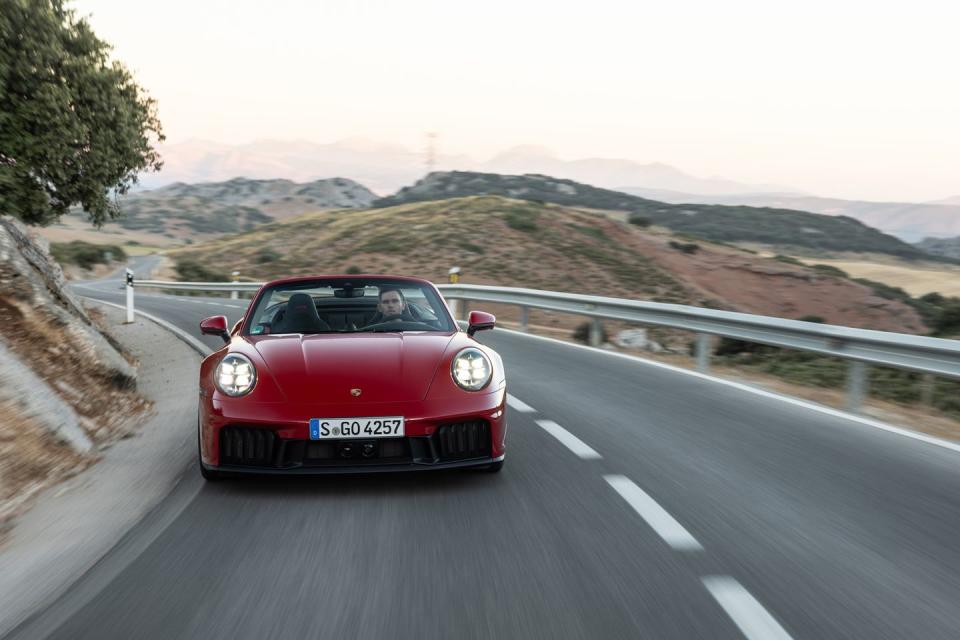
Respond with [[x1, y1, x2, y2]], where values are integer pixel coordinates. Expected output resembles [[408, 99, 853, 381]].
[[604, 475, 703, 551], [702, 576, 793, 640], [506, 394, 536, 413], [498, 327, 960, 456], [535, 419, 601, 459], [82, 299, 213, 356]]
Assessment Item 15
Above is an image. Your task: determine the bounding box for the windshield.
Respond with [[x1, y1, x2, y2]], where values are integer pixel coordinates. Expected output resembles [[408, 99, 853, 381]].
[[244, 278, 455, 335]]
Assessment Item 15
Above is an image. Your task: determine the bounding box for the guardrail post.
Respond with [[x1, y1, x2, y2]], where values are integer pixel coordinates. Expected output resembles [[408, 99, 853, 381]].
[[846, 361, 869, 413], [449, 298, 460, 319], [695, 333, 710, 372], [231, 271, 240, 300], [589, 318, 603, 346], [462, 299, 470, 322], [519, 306, 529, 332], [124, 268, 135, 324]]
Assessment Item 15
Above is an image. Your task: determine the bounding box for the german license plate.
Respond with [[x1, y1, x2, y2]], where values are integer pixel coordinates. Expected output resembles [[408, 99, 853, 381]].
[[309, 417, 404, 440]]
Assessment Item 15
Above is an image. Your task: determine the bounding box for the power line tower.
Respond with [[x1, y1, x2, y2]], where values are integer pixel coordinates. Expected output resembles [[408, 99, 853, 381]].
[[425, 132, 438, 174]]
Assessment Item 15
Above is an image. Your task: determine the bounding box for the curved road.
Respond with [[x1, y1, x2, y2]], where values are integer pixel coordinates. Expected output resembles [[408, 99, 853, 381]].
[[10, 260, 960, 639]]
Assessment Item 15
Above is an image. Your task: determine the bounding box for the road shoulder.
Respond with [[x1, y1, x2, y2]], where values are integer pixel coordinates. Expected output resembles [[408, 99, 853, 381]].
[[0, 302, 202, 638]]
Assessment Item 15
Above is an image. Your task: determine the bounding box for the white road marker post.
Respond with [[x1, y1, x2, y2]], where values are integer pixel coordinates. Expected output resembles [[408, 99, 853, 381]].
[[447, 266, 461, 320], [124, 268, 135, 324], [230, 271, 240, 300]]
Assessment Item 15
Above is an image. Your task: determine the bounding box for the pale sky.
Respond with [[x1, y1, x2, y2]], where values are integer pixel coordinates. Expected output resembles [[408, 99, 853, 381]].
[[73, 0, 960, 201]]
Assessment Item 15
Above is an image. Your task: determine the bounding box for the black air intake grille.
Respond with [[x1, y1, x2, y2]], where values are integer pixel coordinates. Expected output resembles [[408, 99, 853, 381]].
[[434, 421, 491, 461], [220, 426, 277, 466]]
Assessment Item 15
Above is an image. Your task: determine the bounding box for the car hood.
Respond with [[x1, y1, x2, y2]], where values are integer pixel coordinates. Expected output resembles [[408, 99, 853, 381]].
[[250, 332, 457, 404]]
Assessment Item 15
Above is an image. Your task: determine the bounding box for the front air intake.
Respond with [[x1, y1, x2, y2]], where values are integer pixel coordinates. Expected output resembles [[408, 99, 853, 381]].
[[434, 421, 491, 461], [220, 426, 277, 466]]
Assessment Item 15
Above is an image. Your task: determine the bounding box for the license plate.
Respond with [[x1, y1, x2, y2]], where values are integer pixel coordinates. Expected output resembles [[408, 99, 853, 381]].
[[309, 417, 404, 440]]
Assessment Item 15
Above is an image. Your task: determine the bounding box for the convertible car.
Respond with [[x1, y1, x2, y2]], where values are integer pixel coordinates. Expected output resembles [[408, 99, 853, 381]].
[[197, 275, 506, 478]]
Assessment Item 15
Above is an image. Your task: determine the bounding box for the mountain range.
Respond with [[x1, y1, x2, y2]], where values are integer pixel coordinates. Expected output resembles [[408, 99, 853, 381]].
[[139, 138, 959, 241], [375, 172, 938, 261], [141, 138, 794, 198], [619, 188, 960, 242]]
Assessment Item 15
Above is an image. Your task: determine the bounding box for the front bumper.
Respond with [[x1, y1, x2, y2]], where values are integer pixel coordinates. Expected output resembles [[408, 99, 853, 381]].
[[203, 454, 504, 476], [199, 389, 507, 471]]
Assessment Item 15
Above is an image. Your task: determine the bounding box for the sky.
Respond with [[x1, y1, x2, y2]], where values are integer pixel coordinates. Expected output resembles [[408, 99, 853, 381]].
[[73, 0, 960, 202]]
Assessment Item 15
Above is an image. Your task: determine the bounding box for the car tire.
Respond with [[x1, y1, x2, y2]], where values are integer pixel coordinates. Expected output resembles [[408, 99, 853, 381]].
[[486, 460, 504, 473]]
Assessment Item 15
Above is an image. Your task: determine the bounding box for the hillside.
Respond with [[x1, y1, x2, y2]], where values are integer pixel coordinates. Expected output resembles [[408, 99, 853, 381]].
[[620, 187, 960, 242], [169, 195, 926, 334], [374, 172, 938, 260], [916, 236, 960, 260], [44, 177, 377, 249]]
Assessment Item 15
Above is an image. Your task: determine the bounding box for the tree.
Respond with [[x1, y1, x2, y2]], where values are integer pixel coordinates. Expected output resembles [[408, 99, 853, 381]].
[[0, 0, 163, 226]]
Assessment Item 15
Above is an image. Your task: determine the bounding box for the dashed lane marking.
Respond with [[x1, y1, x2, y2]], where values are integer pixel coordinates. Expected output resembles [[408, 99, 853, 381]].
[[702, 576, 794, 640], [535, 420, 602, 459], [604, 475, 703, 551], [506, 394, 536, 413]]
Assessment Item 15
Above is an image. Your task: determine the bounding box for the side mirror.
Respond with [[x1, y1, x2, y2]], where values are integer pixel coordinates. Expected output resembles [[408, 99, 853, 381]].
[[200, 315, 231, 344], [467, 310, 495, 337]]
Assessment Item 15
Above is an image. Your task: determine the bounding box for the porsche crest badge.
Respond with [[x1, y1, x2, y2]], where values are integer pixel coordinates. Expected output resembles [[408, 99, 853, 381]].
[[350, 388, 362, 397]]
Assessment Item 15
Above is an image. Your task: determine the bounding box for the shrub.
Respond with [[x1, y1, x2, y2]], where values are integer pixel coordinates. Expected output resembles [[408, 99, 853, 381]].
[[628, 214, 651, 227], [50, 241, 127, 269], [572, 321, 609, 345], [774, 254, 804, 266], [174, 259, 229, 282], [346, 265, 363, 274], [668, 240, 699, 254], [812, 264, 848, 277], [256, 250, 281, 263]]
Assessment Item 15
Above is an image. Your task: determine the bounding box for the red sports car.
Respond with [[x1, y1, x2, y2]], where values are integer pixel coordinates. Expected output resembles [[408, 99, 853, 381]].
[[197, 275, 506, 478]]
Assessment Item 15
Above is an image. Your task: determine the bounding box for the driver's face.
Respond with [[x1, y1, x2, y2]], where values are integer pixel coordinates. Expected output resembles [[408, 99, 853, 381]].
[[379, 292, 404, 317]]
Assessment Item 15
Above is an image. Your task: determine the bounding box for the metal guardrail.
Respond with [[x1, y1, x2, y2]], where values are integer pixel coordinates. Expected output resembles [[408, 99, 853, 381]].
[[124, 276, 960, 413]]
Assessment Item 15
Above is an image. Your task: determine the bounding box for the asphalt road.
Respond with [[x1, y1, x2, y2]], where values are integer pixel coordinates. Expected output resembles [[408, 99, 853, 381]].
[[12, 260, 960, 639]]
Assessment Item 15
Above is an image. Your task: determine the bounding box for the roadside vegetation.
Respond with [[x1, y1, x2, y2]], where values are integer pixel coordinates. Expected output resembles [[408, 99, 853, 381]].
[[49, 241, 127, 270]]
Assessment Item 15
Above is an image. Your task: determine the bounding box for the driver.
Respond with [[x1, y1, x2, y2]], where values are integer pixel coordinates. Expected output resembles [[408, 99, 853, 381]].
[[377, 287, 407, 320], [363, 287, 415, 327]]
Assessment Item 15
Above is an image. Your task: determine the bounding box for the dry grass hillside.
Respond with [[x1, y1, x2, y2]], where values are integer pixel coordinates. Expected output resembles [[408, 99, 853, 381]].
[[170, 196, 926, 334]]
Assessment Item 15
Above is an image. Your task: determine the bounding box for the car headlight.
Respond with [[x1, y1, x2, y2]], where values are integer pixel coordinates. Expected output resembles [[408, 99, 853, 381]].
[[451, 348, 492, 391], [215, 354, 257, 397]]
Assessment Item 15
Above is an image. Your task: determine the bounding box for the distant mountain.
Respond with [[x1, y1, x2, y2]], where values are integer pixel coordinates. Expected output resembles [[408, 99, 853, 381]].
[[170, 195, 926, 334], [931, 196, 960, 206], [915, 236, 960, 260], [142, 138, 796, 197], [484, 145, 797, 196], [72, 177, 375, 242], [620, 188, 960, 242], [375, 171, 941, 260]]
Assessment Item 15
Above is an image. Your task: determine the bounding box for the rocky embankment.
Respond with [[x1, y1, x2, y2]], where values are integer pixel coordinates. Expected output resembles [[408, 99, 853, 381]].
[[0, 216, 148, 531]]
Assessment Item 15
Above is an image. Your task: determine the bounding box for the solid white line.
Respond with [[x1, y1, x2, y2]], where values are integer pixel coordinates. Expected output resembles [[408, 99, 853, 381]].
[[535, 420, 602, 459], [506, 394, 536, 413], [702, 576, 793, 640], [497, 327, 960, 456], [603, 475, 703, 551]]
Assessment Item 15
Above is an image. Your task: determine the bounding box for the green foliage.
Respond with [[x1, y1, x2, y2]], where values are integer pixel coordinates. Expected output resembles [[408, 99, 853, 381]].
[[812, 264, 849, 277], [256, 249, 281, 264], [668, 240, 700, 254], [627, 214, 651, 227], [49, 240, 126, 269], [345, 265, 362, 274], [0, 0, 164, 226], [568, 224, 607, 240], [459, 241, 485, 254], [174, 259, 229, 282], [774, 254, 804, 266], [503, 207, 539, 232]]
